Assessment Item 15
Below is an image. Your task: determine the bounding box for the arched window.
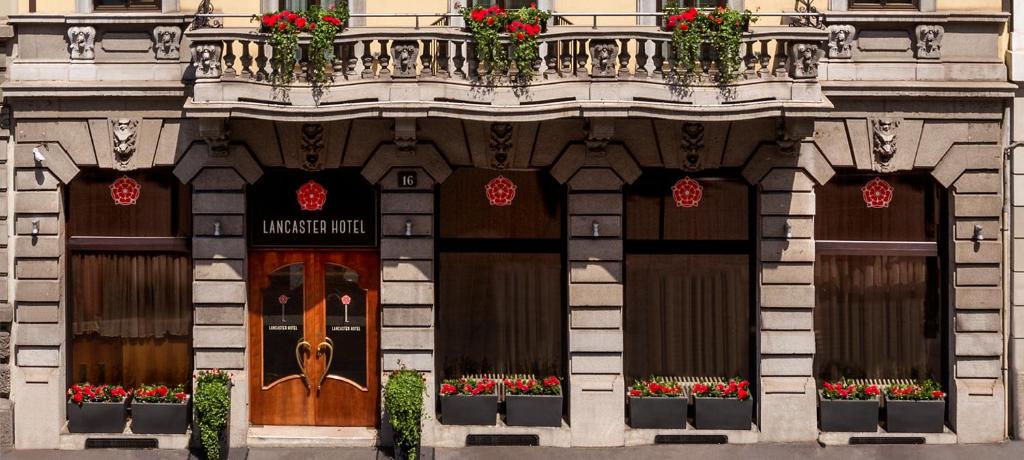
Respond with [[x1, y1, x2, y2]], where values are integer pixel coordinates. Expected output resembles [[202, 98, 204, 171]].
[[436, 169, 566, 380], [624, 173, 755, 381], [67, 170, 192, 388], [813, 175, 945, 382]]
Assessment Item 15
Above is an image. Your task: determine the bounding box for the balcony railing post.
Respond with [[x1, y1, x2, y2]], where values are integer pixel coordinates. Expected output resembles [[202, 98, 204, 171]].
[[452, 41, 466, 79], [255, 41, 269, 81], [223, 39, 236, 77], [360, 40, 374, 79], [652, 40, 665, 79], [635, 39, 649, 78], [379, 40, 393, 78], [239, 40, 253, 79], [617, 39, 630, 78], [421, 40, 435, 78]]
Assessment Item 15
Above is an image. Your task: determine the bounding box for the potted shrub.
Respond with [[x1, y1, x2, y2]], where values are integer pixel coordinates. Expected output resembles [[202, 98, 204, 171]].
[[384, 368, 427, 460], [66, 383, 129, 433], [503, 376, 562, 427], [692, 378, 753, 430], [131, 383, 189, 434], [884, 379, 946, 433], [193, 370, 232, 460], [627, 377, 686, 429], [439, 377, 498, 425], [818, 380, 881, 432]]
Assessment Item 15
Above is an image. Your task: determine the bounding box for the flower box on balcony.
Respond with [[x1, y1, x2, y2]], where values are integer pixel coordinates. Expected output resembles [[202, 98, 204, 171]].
[[884, 381, 946, 433], [692, 379, 753, 430], [627, 378, 687, 429], [504, 377, 563, 427], [439, 378, 498, 425], [818, 381, 881, 432], [66, 384, 129, 433]]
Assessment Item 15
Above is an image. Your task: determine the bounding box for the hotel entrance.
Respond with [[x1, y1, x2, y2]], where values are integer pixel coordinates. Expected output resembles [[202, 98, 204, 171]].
[[246, 170, 380, 427]]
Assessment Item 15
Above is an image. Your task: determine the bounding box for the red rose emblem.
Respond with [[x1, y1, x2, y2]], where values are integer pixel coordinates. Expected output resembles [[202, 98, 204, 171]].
[[485, 175, 517, 206], [278, 294, 289, 305], [296, 180, 327, 211], [341, 294, 352, 305], [671, 177, 703, 208], [862, 177, 893, 209], [109, 176, 142, 206]]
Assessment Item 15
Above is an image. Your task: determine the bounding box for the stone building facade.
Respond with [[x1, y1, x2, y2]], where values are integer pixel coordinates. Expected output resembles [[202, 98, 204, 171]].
[[0, 0, 1019, 451]]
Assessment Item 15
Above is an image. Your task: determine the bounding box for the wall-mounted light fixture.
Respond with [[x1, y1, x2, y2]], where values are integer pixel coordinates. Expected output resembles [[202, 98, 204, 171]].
[[32, 146, 46, 163], [405, 219, 413, 237], [972, 224, 984, 242], [30, 219, 39, 236], [213, 221, 222, 237], [592, 220, 600, 238]]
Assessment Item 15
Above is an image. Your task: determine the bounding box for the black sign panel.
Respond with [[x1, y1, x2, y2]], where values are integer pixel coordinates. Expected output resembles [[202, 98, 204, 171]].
[[398, 171, 418, 188], [249, 169, 378, 248]]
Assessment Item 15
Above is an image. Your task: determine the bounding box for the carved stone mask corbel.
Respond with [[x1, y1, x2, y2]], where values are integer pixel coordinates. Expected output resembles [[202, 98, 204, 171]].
[[826, 25, 856, 59], [586, 119, 615, 156], [67, 26, 96, 60], [489, 123, 514, 169], [153, 26, 182, 60], [394, 118, 417, 153], [871, 118, 900, 167], [681, 122, 705, 171], [915, 25, 943, 59], [111, 118, 140, 169], [301, 123, 325, 170]]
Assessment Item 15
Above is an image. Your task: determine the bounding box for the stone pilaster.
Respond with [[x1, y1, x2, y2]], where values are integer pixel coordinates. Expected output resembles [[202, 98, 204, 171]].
[[566, 171, 625, 447], [757, 168, 818, 442], [191, 166, 250, 446], [0, 101, 10, 447], [951, 168, 1006, 443], [378, 168, 437, 445]]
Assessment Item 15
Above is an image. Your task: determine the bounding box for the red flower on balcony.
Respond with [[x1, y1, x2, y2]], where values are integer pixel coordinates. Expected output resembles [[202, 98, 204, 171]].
[[485, 175, 517, 206], [671, 177, 703, 208], [109, 176, 141, 206], [862, 177, 893, 209], [296, 180, 327, 211]]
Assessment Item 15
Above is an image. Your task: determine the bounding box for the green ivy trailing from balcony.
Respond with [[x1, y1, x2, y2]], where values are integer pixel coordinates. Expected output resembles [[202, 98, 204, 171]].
[[458, 2, 551, 83], [663, 3, 754, 83], [256, 3, 349, 91]]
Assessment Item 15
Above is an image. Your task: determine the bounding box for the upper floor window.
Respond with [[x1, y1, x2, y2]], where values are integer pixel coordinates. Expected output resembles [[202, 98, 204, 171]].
[[94, 0, 161, 10], [658, 0, 728, 9], [850, 0, 918, 9]]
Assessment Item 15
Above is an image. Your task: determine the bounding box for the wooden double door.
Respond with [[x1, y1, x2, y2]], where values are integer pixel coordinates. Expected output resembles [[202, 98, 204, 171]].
[[248, 251, 380, 426]]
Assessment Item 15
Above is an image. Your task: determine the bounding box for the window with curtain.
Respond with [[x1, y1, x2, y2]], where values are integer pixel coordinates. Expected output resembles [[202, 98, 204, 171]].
[[850, 0, 918, 9], [68, 170, 192, 389], [436, 169, 565, 381], [813, 175, 944, 382], [658, 0, 729, 10], [624, 173, 754, 382], [94, 0, 161, 9]]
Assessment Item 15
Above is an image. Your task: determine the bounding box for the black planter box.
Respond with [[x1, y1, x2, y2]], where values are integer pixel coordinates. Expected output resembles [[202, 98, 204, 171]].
[[628, 396, 687, 429], [693, 397, 753, 430], [818, 395, 879, 432], [67, 400, 127, 433], [191, 414, 230, 460], [132, 401, 189, 434], [440, 395, 498, 425], [505, 394, 563, 427], [885, 398, 945, 433]]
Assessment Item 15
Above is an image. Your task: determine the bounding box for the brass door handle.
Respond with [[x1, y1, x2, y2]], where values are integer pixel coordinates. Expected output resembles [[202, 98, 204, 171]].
[[295, 339, 312, 392], [316, 338, 334, 393]]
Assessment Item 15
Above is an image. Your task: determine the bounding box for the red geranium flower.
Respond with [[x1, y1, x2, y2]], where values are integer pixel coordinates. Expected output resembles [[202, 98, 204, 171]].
[[295, 17, 307, 28], [682, 7, 698, 22]]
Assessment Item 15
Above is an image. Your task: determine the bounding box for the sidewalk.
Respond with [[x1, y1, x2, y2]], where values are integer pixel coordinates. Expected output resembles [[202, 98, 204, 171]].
[[3, 443, 1024, 460]]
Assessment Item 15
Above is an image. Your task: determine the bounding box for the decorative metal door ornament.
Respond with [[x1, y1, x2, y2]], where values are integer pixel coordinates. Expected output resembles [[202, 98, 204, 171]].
[[671, 177, 703, 208], [277, 294, 289, 322], [341, 294, 352, 323], [109, 176, 142, 206], [862, 177, 894, 209], [296, 180, 328, 211], [485, 175, 517, 206]]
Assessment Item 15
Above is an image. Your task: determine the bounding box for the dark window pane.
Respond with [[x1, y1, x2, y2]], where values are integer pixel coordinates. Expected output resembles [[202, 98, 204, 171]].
[[440, 169, 563, 240], [851, 0, 918, 8], [658, 0, 728, 9], [95, 0, 160, 8], [625, 254, 750, 380], [70, 253, 192, 387], [437, 253, 564, 379], [813, 255, 942, 381], [626, 175, 749, 241], [815, 175, 938, 242], [260, 263, 305, 386], [67, 170, 191, 238], [325, 264, 368, 387]]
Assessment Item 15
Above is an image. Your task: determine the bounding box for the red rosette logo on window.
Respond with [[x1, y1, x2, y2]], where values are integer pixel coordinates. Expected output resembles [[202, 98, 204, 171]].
[[109, 176, 141, 206], [671, 177, 703, 208], [485, 175, 517, 207], [861, 177, 893, 209], [296, 180, 327, 211]]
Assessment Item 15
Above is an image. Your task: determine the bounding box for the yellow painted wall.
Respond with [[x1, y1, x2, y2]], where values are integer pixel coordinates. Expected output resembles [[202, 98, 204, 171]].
[[20, 0, 76, 13], [936, 0, 1001, 11]]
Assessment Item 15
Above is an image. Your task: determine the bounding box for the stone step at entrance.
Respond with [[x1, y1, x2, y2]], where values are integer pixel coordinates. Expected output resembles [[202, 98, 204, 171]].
[[247, 426, 377, 448]]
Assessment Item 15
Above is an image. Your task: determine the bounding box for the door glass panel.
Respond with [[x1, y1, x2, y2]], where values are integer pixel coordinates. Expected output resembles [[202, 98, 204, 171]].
[[325, 264, 367, 387], [262, 263, 305, 386]]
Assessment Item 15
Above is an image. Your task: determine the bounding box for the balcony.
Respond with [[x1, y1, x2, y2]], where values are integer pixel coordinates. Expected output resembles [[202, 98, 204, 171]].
[[185, 20, 832, 122]]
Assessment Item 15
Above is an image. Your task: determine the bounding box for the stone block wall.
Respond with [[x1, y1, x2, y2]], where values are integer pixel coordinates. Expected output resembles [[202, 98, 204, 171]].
[[0, 99, 11, 447]]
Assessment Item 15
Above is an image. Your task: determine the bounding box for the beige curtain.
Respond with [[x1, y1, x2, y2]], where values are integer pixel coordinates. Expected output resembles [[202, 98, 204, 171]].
[[813, 255, 941, 381], [624, 254, 750, 381], [437, 252, 563, 379]]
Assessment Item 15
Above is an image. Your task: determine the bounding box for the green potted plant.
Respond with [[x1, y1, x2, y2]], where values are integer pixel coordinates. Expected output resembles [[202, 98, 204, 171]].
[[818, 380, 880, 432], [384, 368, 427, 460], [66, 383, 129, 433], [884, 380, 946, 433], [193, 370, 232, 460], [627, 377, 686, 429], [691, 378, 753, 430], [503, 376, 562, 427], [439, 377, 497, 425], [256, 4, 349, 90], [458, 2, 550, 83], [131, 383, 189, 434], [663, 4, 755, 83]]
